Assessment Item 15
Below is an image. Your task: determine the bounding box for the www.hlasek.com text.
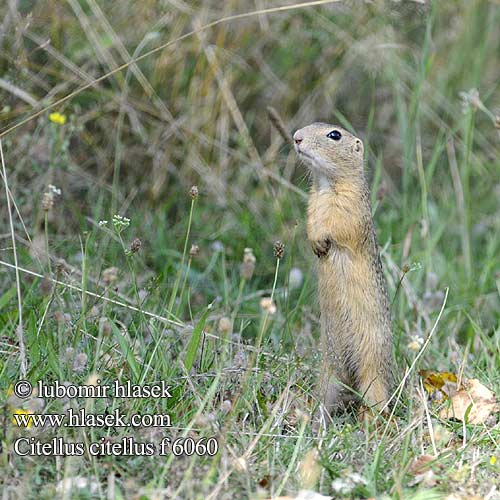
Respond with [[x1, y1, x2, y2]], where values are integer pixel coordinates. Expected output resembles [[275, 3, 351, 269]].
[[12, 408, 172, 428]]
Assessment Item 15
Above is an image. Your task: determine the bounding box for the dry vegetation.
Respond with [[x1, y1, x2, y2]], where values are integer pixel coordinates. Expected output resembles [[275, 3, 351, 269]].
[[0, 1, 499, 499]]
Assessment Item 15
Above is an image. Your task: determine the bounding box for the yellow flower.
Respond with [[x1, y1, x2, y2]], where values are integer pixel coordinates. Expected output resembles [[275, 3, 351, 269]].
[[49, 112, 67, 125], [490, 456, 497, 466], [12, 409, 34, 428]]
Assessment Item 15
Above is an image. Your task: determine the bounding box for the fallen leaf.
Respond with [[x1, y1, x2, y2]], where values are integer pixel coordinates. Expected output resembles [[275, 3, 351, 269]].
[[439, 378, 498, 424], [419, 370, 459, 401]]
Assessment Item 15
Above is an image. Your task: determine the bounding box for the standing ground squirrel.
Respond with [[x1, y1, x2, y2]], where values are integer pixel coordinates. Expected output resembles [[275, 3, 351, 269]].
[[293, 123, 393, 424]]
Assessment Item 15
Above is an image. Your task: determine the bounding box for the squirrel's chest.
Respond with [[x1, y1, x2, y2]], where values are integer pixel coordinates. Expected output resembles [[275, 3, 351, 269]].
[[320, 244, 355, 279]]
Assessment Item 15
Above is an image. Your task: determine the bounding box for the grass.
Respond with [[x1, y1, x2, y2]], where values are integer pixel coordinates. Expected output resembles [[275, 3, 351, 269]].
[[0, 0, 499, 498]]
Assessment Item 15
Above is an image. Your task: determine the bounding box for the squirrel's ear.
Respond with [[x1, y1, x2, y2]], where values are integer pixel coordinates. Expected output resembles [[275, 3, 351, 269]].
[[353, 139, 363, 155]]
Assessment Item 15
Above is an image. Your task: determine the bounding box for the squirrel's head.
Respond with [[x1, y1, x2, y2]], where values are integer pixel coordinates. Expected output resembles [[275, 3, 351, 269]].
[[293, 123, 364, 180]]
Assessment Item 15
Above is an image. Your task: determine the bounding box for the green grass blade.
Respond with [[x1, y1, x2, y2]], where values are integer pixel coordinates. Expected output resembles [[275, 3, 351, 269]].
[[184, 303, 212, 372]]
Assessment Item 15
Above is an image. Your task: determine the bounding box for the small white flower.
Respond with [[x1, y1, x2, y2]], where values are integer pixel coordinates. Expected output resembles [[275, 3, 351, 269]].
[[112, 214, 130, 232], [98, 220, 108, 227], [48, 184, 61, 195]]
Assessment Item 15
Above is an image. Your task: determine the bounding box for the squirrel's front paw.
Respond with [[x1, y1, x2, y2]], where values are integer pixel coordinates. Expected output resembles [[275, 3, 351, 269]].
[[311, 238, 331, 258]]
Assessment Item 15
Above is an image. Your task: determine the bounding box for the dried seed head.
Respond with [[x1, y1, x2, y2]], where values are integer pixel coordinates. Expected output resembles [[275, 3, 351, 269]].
[[495, 116, 500, 130], [99, 317, 112, 335], [42, 185, 61, 211], [55, 259, 69, 274], [240, 247, 256, 280], [40, 276, 53, 296], [129, 238, 142, 254], [194, 414, 209, 427], [273, 240, 285, 259], [189, 244, 199, 257], [41, 191, 54, 211], [54, 311, 66, 323], [189, 185, 199, 199], [73, 352, 88, 373], [102, 267, 119, 285], [402, 264, 411, 274], [260, 297, 277, 315], [377, 181, 388, 201], [218, 316, 231, 335]]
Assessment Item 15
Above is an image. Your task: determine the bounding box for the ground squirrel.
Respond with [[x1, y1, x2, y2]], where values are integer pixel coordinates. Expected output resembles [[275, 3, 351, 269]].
[[293, 123, 393, 424]]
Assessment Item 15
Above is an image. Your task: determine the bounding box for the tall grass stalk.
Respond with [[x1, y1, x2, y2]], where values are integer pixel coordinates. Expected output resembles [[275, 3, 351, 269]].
[[168, 196, 196, 313]]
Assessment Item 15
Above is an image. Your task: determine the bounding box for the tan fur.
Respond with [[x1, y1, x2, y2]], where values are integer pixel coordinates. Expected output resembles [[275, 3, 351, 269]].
[[293, 123, 393, 424]]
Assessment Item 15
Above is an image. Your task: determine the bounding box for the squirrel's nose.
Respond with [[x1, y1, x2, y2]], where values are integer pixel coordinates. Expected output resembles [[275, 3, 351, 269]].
[[293, 130, 303, 145]]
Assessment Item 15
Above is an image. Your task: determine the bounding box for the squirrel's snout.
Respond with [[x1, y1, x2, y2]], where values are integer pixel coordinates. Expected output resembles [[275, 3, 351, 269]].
[[293, 130, 303, 145]]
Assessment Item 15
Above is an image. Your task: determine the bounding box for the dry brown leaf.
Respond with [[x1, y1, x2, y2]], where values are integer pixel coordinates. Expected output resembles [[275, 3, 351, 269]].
[[439, 378, 498, 424], [419, 369, 459, 401]]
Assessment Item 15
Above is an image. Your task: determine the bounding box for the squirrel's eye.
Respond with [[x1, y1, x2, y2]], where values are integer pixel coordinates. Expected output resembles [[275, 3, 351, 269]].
[[327, 130, 342, 141]]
